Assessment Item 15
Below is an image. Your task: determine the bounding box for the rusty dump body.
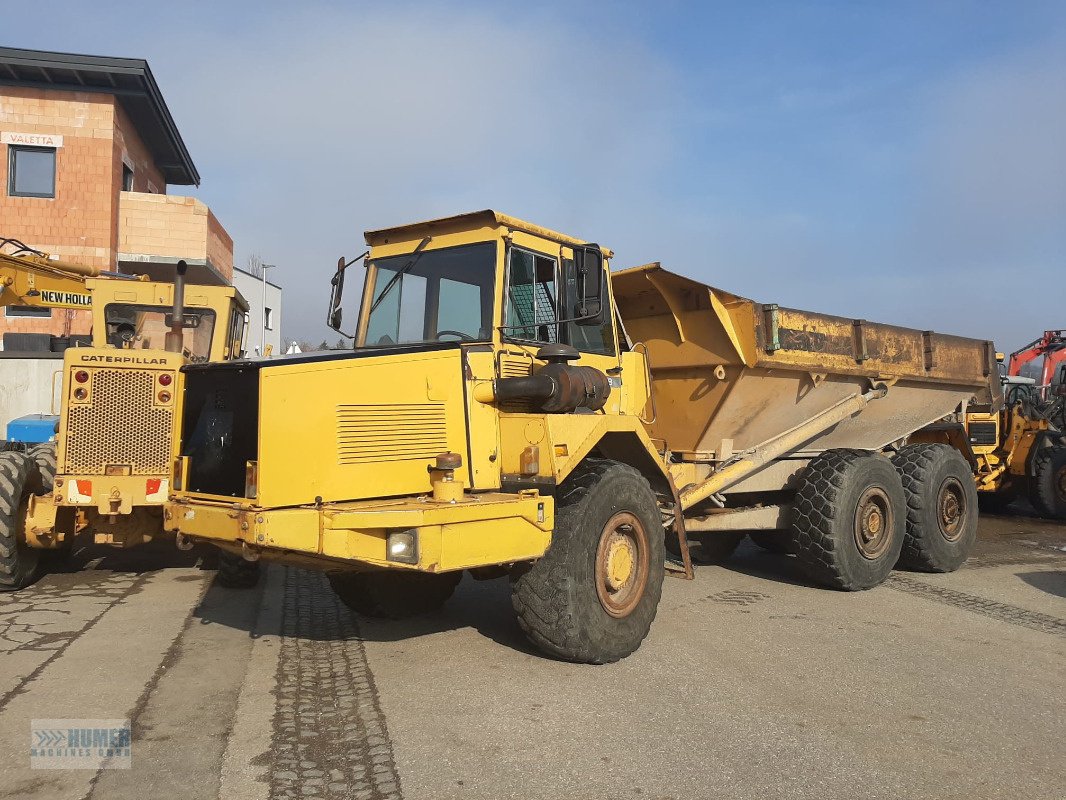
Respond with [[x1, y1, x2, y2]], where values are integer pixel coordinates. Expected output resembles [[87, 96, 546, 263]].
[[613, 263, 1001, 520]]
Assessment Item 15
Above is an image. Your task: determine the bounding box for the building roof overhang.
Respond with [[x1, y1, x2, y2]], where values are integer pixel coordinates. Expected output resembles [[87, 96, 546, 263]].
[[0, 47, 199, 186]]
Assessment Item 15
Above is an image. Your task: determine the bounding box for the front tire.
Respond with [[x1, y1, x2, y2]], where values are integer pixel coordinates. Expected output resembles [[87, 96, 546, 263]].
[[792, 449, 905, 591], [511, 459, 665, 664], [330, 570, 462, 618], [1029, 446, 1066, 520], [892, 444, 978, 572], [0, 452, 41, 591]]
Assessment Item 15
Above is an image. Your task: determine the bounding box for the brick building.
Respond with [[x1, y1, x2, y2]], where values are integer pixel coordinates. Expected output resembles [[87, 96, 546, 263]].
[[0, 47, 233, 350]]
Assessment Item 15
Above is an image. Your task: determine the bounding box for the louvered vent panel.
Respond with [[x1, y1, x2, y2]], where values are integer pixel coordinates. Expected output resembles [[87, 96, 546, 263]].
[[336, 404, 448, 464], [65, 370, 173, 475]]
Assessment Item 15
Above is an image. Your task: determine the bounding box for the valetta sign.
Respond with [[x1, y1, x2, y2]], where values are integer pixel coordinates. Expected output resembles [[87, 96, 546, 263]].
[[1, 132, 64, 148]]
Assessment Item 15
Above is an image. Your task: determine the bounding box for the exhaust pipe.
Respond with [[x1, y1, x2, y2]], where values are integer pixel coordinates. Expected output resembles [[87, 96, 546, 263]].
[[165, 260, 188, 354]]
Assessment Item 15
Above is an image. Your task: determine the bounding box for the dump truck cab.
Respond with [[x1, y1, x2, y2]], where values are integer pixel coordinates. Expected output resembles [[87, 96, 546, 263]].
[[167, 210, 1000, 663], [169, 212, 664, 571]]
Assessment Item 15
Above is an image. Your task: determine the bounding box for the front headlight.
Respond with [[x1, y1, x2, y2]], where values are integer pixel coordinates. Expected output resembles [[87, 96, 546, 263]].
[[386, 528, 418, 564]]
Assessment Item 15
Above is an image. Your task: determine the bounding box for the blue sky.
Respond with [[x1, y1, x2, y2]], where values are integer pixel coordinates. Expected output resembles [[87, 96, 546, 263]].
[[5, 1, 1065, 349]]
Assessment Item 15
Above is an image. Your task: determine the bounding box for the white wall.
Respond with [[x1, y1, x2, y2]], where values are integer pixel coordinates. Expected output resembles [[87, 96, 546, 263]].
[[0, 355, 64, 431], [233, 268, 283, 356]]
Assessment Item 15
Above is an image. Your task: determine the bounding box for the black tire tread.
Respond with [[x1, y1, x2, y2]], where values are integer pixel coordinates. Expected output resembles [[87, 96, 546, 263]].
[[26, 442, 56, 496], [217, 550, 261, 589], [792, 449, 905, 591], [892, 444, 978, 572], [511, 458, 664, 664], [1030, 446, 1066, 520], [0, 452, 39, 591]]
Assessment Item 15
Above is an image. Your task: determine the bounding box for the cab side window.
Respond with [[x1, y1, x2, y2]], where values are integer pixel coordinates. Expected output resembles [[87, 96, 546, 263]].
[[504, 248, 558, 343]]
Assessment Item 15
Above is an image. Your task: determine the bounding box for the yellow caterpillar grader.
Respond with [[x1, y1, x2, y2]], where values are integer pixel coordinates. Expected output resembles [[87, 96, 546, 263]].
[[165, 211, 1009, 663], [0, 238, 249, 590]]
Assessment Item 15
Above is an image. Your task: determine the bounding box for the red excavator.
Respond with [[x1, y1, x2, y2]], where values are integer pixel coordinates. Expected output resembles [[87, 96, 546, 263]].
[[1009, 330, 1066, 389]]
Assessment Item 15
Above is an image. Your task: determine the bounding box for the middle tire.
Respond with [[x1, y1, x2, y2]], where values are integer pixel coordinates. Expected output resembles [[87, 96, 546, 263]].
[[511, 458, 665, 664], [217, 550, 262, 589], [792, 449, 906, 591]]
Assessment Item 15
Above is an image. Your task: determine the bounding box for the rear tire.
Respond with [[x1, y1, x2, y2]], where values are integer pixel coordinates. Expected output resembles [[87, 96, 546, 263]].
[[0, 452, 41, 591], [892, 444, 978, 572], [330, 570, 462, 618], [511, 459, 665, 664], [749, 531, 792, 554], [217, 550, 261, 589], [1029, 446, 1066, 520], [792, 449, 905, 591]]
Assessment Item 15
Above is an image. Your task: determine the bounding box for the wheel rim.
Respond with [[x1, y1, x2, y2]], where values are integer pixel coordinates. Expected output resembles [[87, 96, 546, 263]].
[[936, 477, 967, 542], [595, 511, 649, 618], [853, 487, 893, 559]]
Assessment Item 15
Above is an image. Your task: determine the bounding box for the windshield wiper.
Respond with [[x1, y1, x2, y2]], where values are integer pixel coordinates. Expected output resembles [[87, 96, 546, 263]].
[[368, 237, 431, 315]]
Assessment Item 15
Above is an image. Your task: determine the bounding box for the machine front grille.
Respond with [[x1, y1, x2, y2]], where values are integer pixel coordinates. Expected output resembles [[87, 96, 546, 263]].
[[336, 403, 447, 465], [65, 369, 173, 475], [968, 421, 998, 446]]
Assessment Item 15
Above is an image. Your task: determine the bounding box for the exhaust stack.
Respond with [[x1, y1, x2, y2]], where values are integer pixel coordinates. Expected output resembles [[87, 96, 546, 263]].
[[165, 260, 188, 354]]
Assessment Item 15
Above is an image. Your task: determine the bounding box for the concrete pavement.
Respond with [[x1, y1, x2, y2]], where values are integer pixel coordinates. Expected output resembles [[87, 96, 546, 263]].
[[0, 511, 1063, 799]]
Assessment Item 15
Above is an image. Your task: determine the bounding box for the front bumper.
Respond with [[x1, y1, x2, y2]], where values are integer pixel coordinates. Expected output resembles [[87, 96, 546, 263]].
[[165, 491, 554, 573]]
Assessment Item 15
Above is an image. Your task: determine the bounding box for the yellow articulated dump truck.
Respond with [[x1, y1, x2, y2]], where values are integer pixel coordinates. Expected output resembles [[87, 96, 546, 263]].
[[165, 211, 998, 663], [0, 240, 249, 590]]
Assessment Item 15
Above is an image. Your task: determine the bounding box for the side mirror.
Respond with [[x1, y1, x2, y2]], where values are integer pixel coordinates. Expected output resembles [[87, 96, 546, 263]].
[[573, 245, 604, 326], [327, 256, 348, 333]]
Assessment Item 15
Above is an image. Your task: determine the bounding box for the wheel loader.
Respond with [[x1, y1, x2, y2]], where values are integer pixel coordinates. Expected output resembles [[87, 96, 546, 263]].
[[166, 210, 1001, 663], [907, 359, 1066, 519], [0, 238, 250, 590]]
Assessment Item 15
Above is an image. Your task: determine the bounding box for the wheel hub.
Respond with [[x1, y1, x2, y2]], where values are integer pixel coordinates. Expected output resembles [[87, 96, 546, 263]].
[[595, 512, 649, 618], [605, 537, 635, 590], [937, 477, 966, 542], [854, 487, 893, 559]]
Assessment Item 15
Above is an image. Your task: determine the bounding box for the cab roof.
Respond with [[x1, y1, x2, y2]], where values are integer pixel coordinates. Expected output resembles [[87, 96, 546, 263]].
[[364, 210, 612, 256]]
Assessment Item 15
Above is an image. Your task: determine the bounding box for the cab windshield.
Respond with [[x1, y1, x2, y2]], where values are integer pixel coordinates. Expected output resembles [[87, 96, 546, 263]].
[[363, 242, 495, 345], [105, 303, 216, 362]]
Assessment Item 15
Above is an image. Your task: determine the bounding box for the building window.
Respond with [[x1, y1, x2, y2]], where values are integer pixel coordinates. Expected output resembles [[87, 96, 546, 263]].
[[264, 307, 274, 330], [122, 162, 134, 191], [4, 306, 52, 318], [8, 146, 56, 198]]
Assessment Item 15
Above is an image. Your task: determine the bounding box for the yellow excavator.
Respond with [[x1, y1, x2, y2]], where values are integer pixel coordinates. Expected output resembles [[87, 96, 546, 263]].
[[0, 237, 250, 590]]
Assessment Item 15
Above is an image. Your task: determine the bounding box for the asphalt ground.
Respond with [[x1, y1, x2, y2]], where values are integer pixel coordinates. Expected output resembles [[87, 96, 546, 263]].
[[0, 508, 1063, 800]]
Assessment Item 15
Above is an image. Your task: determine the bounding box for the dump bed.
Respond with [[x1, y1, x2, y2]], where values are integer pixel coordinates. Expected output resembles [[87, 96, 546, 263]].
[[612, 263, 1001, 460]]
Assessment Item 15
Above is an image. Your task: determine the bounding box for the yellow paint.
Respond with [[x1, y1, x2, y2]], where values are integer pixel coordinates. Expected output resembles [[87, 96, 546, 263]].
[[1, 246, 252, 547]]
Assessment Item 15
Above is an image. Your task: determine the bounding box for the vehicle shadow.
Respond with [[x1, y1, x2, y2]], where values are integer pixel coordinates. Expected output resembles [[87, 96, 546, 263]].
[[190, 565, 543, 657], [28, 537, 220, 590], [715, 539, 823, 589], [1016, 570, 1066, 599], [352, 576, 540, 656]]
